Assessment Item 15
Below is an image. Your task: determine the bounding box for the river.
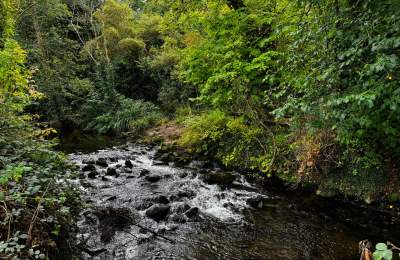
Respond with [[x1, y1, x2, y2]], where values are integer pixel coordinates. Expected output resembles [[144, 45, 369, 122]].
[[58, 132, 400, 260]]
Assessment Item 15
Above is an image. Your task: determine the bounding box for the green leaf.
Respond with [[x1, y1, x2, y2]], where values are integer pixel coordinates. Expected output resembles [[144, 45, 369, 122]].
[[376, 243, 388, 251], [383, 250, 393, 260]]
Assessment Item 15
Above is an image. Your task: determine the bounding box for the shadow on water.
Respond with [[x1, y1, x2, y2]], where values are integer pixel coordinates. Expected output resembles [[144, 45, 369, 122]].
[[60, 131, 400, 260], [57, 130, 126, 154]]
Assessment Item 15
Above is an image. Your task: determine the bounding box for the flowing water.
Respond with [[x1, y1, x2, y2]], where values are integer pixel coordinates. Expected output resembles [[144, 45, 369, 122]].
[[59, 133, 400, 260]]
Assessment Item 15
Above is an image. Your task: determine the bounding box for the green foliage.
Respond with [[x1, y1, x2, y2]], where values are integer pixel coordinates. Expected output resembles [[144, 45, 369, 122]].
[[7, 0, 400, 203], [83, 0, 145, 63], [179, 110, 279, 172], [0, 3, 80, 258], [171, 0, 400, 200], [280, 0, 400, 161], [87, 97, 162, 134], [372, 243, 399, 260]]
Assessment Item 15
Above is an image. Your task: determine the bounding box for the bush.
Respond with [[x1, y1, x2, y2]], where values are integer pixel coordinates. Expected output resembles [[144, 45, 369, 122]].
[[87, 97, 163, 134], [0, 107, 80, 259], [179, 110, 279, 173]]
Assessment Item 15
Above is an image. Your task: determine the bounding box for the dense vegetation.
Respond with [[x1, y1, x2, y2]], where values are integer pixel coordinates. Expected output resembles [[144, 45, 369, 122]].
[[1, 0, 399, 257], [0, 1, 79, 258]]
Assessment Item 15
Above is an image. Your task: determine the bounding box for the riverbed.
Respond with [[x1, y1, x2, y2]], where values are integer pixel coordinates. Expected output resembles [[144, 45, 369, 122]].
[[59, 134, 400, 260]]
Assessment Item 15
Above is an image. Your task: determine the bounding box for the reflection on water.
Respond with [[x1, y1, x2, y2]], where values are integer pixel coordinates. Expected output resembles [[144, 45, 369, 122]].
[[57, 130, 125, 154]]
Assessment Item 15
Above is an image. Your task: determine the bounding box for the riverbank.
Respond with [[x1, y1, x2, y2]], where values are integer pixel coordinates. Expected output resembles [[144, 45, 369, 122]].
[[143, 122, 400, 215]]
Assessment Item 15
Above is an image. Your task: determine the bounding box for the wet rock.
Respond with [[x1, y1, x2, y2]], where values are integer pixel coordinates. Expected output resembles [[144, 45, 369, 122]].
[[109, 157, 118, 162], [96, 158, 108, 167], [156, 226, 166, 233], [106, 167, 117, 176], [169, 190, 196, 202], [166, 224, 179, 231], [174, 203, 190, 213], [93, 207, 134, 243], [123, 167, 133, 174], [87, 171, 98, 179], [115, 164, 122, 168], [246, 195, 264, 209], [188, 160, 207, 169], [223, 202, 235, 211], [216, 193, 226, 200], [82, 159, 95, 165], [153, 195, 170, 204], [134, 201, 154, 210], [105, 195, 117, 201], [152, 160, 166, 166], [82, 164, 96, 172], [101, 176, 110, 181], [125, 160, 133, 168], [81, 181, 95, 188], [157, 153, 170, 162], [145, 204, 170, 221], [145, 174, 161, 183], [169, 213, 186, 223], [139, 169, 150, 176], [202, 171, 235, 186], [179, 172, 188, 178], [178, 190, 196, 199], [184, 207, 199, 218]]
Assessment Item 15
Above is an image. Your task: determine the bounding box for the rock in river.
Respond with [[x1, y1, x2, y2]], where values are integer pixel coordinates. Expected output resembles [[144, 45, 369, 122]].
[[169, 213, 186, 223], [82, 164, 96, 172], [246, 195, 265, 209], [145, 204, 170, 221], [139, 169, 150, 176], [87, 170, 98, 179], [125, 159, 134, 168], [152, 195, 170, 204], [96, 158, 108, 167], [184, 207, 199, 218], [202, 171, 235, 186], [145, 174, 161, 183], [106, 167, 117, 176]]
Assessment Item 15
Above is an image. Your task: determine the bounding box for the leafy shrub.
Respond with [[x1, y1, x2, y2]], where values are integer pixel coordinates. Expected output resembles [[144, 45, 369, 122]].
[[373, 242, 400, 260], [87, 97, 163, 134], [179, 110, 279, 173], [0, 6, 80, 257]]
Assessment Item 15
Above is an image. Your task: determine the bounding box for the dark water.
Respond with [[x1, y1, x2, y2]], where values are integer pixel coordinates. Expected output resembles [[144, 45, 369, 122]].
[[57, 130, 125, 154], [59, 132, 400, 260]]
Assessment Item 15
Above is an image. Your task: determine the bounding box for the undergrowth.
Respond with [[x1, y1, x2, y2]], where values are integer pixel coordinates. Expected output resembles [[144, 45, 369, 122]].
[[177, 109, 399, 203]]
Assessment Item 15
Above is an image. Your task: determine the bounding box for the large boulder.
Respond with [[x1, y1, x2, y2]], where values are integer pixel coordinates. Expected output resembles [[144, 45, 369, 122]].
[[145, 204, 170, 221]]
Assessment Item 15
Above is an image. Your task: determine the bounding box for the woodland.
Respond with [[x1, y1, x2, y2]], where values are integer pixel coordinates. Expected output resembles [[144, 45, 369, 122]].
[[0, 0, 399, 258]]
